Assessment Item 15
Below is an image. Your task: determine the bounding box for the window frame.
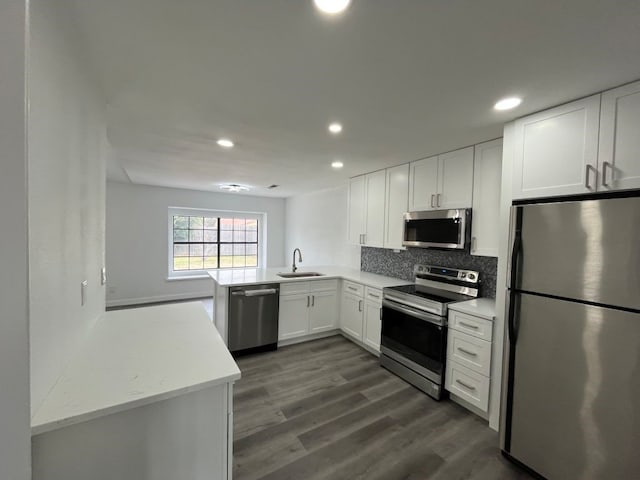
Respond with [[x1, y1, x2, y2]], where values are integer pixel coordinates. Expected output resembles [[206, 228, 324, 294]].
[[167, 207, 265, 278]]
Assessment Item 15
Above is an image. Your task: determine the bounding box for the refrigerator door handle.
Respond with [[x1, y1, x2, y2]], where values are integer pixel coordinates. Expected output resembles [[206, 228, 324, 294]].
[[508, 207, 524, 291]]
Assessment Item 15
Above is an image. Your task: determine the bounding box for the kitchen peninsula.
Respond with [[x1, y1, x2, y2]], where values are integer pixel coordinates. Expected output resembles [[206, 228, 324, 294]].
[[31, 302, 240, 480]]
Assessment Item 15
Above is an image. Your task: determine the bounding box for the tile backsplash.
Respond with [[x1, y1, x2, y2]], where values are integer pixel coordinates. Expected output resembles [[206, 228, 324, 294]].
[[361, 247, 498, 298]]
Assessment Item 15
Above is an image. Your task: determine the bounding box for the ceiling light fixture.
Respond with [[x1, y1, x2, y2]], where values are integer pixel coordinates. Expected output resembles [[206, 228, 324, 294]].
[[314, 0, 351, 15], [331, 161, 344, 169], [219, 184, 249, 193], [328, 122, 343, 134], [217, 138, 234, 148], [494, 97, 522, 111]]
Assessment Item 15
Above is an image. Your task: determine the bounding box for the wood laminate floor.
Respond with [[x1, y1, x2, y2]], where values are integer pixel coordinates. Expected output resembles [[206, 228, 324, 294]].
[[233, 335, 533, 480]]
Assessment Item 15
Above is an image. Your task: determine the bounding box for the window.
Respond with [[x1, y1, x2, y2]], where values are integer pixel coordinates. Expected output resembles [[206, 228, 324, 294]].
[[171, 213, 259, 272]]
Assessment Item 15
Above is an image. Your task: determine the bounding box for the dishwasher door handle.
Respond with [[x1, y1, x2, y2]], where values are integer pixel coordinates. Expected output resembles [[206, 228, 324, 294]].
[[232, 288, 278, 297]]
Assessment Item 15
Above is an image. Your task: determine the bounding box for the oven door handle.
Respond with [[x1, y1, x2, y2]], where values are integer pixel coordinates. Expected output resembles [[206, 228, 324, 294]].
[[382, 299, 445, 327]]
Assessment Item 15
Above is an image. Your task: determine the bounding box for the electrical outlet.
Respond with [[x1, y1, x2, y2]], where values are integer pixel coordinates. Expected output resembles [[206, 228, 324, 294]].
[[101, 267, 107, 285], [81, 280, 88, 306]]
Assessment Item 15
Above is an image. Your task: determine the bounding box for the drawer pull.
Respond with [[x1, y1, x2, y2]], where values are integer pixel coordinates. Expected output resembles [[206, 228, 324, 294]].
[[368, 293, 380, 299], [457, 347, 478, 357], [348, 286, 358, 292], [459, 321, 479, 330], [456, 379, 476, 391]]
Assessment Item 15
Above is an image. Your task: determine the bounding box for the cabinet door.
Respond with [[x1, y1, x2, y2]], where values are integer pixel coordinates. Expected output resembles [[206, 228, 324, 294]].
[[599, 80, 640, 191], [340, 292, 363, 340], [384, 164, 409, 250], [408, 156, 438, 211], [364, 170, 386, 247], [471, 139, 502, 257], [437, 147, 474, 209], [363, 299, 382, 352], [512, 94, 601, 199], [278, 294, 309, 340], [309, 290, 338, 334], [348, 175, 366, 245]]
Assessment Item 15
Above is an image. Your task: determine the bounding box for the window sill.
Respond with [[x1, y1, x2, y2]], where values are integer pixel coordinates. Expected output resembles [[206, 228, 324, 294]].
[[167, 274, 212, 281]]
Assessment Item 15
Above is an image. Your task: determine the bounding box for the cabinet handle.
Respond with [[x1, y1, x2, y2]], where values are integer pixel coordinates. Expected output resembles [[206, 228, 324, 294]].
[[602, 161, 612, 187], [379, 308, 383, 320], [437, 193, 441, 207], [311, 295, 315, 307], [456, 379, 476, 391], [471, 237, 477, 253], [358, 300, 363, 312], [585, 164, 596, 190], [430, 194, 435, 208], [348, 286, 358, 292], [368, 294, 380, 299], [307, 295, 310, 308], [457, 347, 478, 357], [459, 321, 479, 330]]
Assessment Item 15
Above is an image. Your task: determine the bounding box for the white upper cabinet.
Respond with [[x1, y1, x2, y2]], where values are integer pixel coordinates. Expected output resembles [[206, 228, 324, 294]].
[[471, 139, 502, 257], [438, 147, 474, 209], [408, 156, 438, 211], [409, 147, 474, 211], [348, 171, 386, 247], [364, 170, 386, 248], [348, 175, 366, 245], [384, 164, 409, 250], [512, 94, 601, 199], [598, 80, 640, 191]]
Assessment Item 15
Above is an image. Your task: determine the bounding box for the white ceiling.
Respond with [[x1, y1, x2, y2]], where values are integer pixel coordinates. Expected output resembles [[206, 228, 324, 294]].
[[66, 0, 640, 198]]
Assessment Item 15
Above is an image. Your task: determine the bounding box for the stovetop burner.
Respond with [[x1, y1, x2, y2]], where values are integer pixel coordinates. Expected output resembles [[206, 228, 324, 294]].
[[383, 264, 481, 316]]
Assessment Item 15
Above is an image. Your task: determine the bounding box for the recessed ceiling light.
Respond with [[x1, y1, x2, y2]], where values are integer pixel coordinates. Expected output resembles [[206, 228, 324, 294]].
[[328, 122, 343, 134], [217, 138, 234, 148], [494, 97, 522, 111], [314, 0, 351, 14], [219, 184, 249, 193], [331, 161, 344, 169]]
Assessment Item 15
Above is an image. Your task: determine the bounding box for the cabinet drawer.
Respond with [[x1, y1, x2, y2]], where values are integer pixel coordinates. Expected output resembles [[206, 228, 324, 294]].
[[445, 361, 490, 412], [447, 329, 491, 376], [449, 310, 493, 341], [280, 281, 309, 296], [309, 279, 339, 293], [343, 281, 364, 297], [364, 287, 382, 304]]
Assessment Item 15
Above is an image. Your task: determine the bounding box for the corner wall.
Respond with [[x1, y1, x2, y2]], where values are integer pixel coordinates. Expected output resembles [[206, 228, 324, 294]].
[[284, 185, 360, 269], [28, 0, 108, 416], [105, 182, 286, 306], [0, 0, 31, 477]]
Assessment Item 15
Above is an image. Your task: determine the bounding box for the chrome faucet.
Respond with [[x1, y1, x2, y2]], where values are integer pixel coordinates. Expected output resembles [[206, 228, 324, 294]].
[[292, 248, 303, 272]]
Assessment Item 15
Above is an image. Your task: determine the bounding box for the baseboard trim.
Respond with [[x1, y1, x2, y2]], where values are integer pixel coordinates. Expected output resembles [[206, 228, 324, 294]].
[[277, 330, 340, 347], [106, 292, 213, 308]]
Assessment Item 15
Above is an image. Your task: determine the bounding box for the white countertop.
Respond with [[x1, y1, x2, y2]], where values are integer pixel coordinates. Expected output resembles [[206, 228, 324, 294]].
[[31, 302, 241, 436], [208, 266, 411, 290], [449, 298, 496, 321]]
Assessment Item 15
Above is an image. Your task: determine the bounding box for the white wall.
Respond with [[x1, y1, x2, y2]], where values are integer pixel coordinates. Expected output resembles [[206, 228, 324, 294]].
[[285, 185, 360, 269], [106, 182, 286, 306], [0, 1, 31, 478], [28, 0, 108, 416]]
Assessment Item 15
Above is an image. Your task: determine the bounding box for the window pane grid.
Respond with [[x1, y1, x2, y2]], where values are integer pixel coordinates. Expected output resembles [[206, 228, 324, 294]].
[[172, 215, 258, 271]]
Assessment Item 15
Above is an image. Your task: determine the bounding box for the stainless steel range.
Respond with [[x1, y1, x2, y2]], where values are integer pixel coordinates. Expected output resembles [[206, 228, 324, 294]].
[[380, 264, 480, 400]]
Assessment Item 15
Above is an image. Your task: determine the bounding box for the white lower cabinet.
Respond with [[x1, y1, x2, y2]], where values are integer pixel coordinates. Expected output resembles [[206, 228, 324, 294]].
[[445, 308, 494, 416], [340, 281, 364, 340], [363, 287, 383, 352], [278, 280, 338, 341]]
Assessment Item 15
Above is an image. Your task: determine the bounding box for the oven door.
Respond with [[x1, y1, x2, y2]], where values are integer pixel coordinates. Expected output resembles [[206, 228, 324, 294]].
[[381, 299, 446, 377], [402, 209, 470, 249]]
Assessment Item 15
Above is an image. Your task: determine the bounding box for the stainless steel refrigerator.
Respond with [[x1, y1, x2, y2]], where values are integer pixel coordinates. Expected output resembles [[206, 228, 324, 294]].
[[500, 193, 640, 479]]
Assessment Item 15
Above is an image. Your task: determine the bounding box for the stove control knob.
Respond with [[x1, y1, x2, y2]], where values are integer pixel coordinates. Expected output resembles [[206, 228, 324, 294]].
[[460, 273, 466, 279], [418, 266, 424, 272], [468, 273, 476, 280]]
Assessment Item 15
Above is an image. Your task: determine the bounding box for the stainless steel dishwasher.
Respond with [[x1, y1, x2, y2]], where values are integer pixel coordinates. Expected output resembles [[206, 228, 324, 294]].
[[228, 283, 279, 355]]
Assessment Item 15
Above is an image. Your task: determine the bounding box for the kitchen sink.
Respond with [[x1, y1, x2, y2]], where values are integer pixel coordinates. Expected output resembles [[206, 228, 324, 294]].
[[277, 272, 325, 278]]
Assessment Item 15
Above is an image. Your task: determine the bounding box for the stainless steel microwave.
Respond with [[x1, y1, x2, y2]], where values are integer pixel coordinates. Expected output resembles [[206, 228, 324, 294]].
[[402, 209, 471, 250]]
